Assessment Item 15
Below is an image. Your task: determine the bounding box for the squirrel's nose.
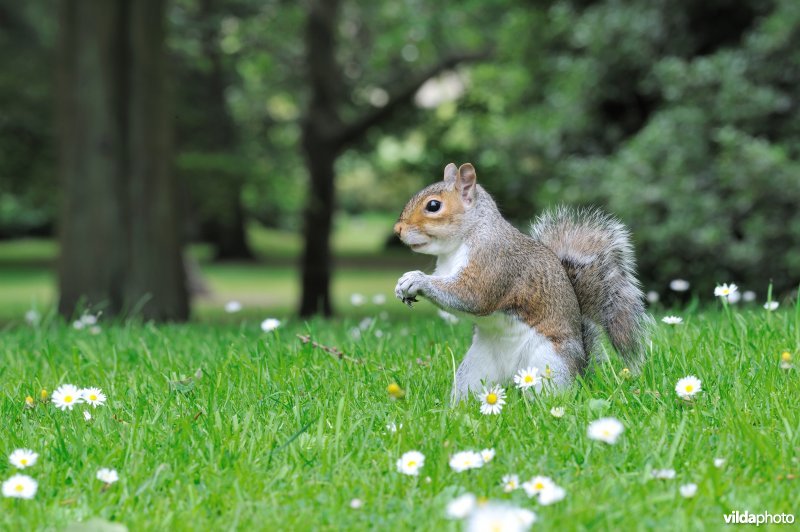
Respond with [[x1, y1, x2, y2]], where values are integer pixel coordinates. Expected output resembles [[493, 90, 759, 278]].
[[393, 222, 403, 237]]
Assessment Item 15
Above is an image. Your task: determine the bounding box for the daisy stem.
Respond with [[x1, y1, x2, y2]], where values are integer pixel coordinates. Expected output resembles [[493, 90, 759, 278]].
[[720, 298, 741, 345]]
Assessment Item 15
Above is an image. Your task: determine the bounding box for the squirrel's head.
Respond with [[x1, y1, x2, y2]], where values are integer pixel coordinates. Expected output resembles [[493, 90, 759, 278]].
[[393, 162, 477, 255]]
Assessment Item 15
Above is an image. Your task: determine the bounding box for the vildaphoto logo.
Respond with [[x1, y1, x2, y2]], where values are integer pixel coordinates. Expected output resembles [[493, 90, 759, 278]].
[[724, 511, 795, 526]]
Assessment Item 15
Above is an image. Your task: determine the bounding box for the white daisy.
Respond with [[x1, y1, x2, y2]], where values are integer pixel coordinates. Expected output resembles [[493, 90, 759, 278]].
[[513, 367, 539, 389], [713, 458, 725, 468], [550, 406, 565, 418], [224, 301, 242, 313], [728, 291, 741, 304], [25, 309, 40, 326], [742, 290, 756, 302], [372, 294, 386, 305], [81, 313, 98, 326], [260, 318, 280, 332], [675, 375, 702, 400], [350, 293, 365, 306], [96, 468, 119, 484], [446, 492, 477, 519], [89, 325, 102, 335], [52, 384, 83, 411], [679, 483, 697, 498], [396, 450, 425, 476], [587, 417, 624, 444], [2, 474, 37, 499], [764, 301, 779, 311], [9, 449, 38, 469], [467, 503, 536, 532], [669, 279, 690, 292], [478, 385, 506, 415], [385, 422, 402, 433], [73, 319, 85, 330], [437, 309, 460, 324], [538, 485, 566, 505], [83, 411, 92, 421], [480, 448, 496, 463], [714, 283, 738, 298], [514, 508, 537, 528], [449, 450, 484, 472], [522, 476, 555, 497], [349, 498, 363, 509], [502, 474, 520, 493], [646, 291, 660, 304], [652, 468, 676, 480], [662, 316, 683, 325], [81, 387, 107, 408]]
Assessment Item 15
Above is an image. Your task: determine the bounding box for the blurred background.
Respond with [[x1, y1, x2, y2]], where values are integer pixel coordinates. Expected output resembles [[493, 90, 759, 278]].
[[1, 0, 799, 322]]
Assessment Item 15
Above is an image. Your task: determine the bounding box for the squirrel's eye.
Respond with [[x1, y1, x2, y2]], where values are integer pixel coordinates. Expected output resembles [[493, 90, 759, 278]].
[[425, 200, 442, 213]]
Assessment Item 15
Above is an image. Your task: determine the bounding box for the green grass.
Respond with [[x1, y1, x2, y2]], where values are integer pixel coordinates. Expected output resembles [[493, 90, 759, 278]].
[[0, 214, 426, 320], [0, 261, 421, 322], [1, 304, 798, 530]]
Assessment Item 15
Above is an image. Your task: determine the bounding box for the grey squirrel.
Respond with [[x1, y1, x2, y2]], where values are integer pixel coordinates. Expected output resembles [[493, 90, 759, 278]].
[[393, 163, 651, 400]]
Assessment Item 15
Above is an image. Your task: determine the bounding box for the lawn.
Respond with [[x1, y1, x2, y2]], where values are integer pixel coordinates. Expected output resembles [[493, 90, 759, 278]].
[[1, 300, 798, 530], [0, 214, 425, 322]]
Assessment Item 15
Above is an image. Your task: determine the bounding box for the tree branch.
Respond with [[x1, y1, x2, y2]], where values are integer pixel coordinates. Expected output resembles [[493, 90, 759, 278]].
[[335, 49, 492, 149]]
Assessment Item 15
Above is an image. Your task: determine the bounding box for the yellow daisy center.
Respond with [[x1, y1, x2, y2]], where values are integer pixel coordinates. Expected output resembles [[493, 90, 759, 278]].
[[15, 484, 24, 492], [781, 352, 792, 362], [685, 385, 693, 392], [722, 289, 730, 295], [486, 393, 498, 405], [602, 430, 610, 437], [64, 395, 73, 403], [534, 482, 544, 490], [524, 375, 533, 383], [20, 459, 28, 465], [89, 394, 97, 401], [407, 460, 416, 468]]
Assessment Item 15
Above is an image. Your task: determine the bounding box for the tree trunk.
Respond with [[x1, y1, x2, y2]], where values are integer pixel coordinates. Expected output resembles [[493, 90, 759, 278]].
[[195, 0, 254, 261], [299, 139, 337, 317], [298, 0, 342, 318], [209, 193, 254, 261], [57, 0, 188, 321]]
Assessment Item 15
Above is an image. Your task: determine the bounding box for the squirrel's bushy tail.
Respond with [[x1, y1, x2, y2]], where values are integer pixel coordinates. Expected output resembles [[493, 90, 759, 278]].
[[530, 206, 651, 369]]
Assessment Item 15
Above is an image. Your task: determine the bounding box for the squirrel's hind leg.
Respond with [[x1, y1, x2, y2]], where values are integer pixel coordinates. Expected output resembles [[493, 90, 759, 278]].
[[451, 338, 503, 403]]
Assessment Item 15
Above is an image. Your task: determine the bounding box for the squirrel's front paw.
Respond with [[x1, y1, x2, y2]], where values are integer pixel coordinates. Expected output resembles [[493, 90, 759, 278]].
[[395, 270, 427, 307]]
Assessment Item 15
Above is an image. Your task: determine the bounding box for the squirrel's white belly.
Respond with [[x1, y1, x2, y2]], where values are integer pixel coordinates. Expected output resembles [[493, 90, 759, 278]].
[[454, 312, 571, 397]]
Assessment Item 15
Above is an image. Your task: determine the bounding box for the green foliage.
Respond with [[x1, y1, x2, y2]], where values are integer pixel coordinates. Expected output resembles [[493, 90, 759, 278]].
[[1, 307, 798, 528], [2, 0, 799, 293], [408, 0, 800, 296], [0, 2, 57, 238]]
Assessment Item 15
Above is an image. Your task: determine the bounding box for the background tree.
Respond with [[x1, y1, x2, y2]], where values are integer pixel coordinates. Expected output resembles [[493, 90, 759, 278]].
[[57, 0, 188, 321], [298, 0, 492, 316], [172, 0, 255, 261], [0, 2, 57, 238]]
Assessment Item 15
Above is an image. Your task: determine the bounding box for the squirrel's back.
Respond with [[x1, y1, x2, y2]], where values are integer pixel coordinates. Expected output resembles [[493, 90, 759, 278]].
[[530, 206, 651, 369]]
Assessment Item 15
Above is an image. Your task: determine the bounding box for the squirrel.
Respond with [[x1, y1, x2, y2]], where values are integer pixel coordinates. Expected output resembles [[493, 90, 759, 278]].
[[393, 162, 651, 401]]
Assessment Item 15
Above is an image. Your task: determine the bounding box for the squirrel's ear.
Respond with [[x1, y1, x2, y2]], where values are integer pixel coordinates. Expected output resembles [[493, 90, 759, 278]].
[[443, 163, 457, 184], [457, 163, 477, 207]]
